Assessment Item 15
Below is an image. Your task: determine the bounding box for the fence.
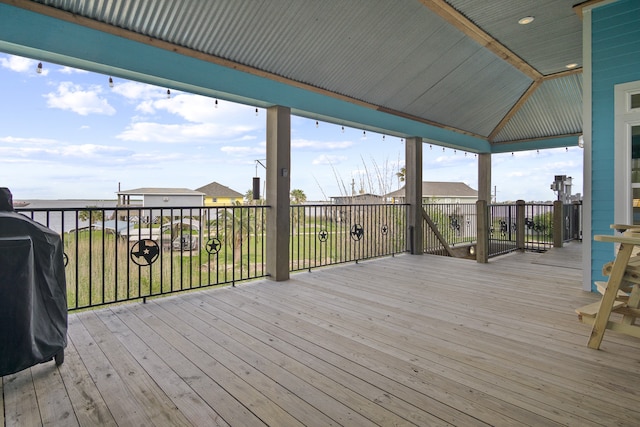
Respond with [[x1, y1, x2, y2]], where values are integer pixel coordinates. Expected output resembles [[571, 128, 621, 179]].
[[16, 203, 408, 310], [422, 203, 477, 255], [289, 204, 408, 271], [17, 205, 267, 311], [487, 202, 577, 258]]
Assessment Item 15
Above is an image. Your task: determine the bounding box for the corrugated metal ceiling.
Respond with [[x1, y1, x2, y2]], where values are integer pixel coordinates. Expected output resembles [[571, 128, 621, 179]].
[[27, 0, 584, 146]]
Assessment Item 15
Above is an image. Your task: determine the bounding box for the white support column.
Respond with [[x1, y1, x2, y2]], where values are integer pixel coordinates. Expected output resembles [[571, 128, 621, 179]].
[[266, 105, 290, 281], [405, 137, 423, 254]]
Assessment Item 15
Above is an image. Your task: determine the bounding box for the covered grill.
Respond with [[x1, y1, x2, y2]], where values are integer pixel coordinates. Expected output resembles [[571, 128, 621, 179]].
[[0, 188, 67, 376]]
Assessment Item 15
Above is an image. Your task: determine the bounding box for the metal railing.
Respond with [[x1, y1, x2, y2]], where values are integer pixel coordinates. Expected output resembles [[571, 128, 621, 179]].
[[488, 203, 557, 257], [17, 205, 267, 311], [563, 202, 582, 242], [422, 203, 477, 255], [289, 204, 408, 271]]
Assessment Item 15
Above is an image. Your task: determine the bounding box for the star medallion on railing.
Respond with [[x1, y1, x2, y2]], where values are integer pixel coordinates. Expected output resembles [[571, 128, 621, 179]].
[[350, 224, 364, 241], [130, 239, 160, 266]]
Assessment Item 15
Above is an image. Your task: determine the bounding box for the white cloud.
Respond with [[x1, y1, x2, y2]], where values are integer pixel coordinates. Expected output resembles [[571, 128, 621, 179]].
[[220, 145, 265, 156], [0, 136, 59, 145], [0, 55, 47, 75], [44, 82, 116, 116], [59, 66, 89, 75], [292, 138, 354, 150], [112, 81, 165, 101], [312, 154, 347, 165]]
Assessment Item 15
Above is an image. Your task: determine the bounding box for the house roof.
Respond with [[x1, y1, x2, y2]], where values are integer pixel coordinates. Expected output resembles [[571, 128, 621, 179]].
[[117, 188, 205, 196], [0, 0, 588, 153], [195, 182, 243, 199], [386, 182, 478, 199]]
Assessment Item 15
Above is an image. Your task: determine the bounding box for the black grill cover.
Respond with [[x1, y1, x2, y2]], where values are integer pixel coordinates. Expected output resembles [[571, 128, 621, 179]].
[[0, 188, 67, 376]]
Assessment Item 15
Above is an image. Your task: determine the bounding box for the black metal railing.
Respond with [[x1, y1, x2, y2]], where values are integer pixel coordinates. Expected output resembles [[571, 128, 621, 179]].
[[488, 203, 557, 257], [422, 203, 477, 255], [563, 202, 582, 242], [17, 205, 267, 311], [289, 203, 408, 271]]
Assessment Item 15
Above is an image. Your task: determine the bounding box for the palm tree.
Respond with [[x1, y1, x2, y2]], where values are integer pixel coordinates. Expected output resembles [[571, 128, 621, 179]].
[[290, 189, 307, 204], [395, 167, 406, 183]]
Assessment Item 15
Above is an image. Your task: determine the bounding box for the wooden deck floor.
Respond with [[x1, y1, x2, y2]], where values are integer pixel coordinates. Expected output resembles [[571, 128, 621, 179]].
[[3, 243, 640, 426]]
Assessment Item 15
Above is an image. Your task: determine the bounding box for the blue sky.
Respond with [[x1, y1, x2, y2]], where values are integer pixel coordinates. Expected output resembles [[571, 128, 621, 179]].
[[0, 53, 583, 202]]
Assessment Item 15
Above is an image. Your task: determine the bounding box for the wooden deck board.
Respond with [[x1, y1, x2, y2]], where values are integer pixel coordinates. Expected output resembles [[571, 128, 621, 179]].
[[4, 244, 640, 426]]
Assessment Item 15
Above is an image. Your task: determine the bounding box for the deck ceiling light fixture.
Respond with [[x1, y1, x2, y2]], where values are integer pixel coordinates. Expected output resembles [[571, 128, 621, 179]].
[[518, 16, 535, 25], [565, 63, 579, 69]]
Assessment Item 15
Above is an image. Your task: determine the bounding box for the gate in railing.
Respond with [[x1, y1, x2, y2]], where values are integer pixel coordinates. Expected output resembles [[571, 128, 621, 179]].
[[487, 203, 561, 258]]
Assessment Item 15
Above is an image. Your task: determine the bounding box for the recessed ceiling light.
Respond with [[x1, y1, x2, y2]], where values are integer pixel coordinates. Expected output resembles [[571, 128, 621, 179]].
[[518, 16, 535, 25], [565, 63, 579, 69]]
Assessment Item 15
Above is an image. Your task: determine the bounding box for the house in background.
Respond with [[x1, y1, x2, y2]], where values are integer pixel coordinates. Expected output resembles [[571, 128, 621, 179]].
[[330, 193, 384, 205], [116, 188, 205, 208], [385, 181, 478, 204], [195, 181, 244, 206]]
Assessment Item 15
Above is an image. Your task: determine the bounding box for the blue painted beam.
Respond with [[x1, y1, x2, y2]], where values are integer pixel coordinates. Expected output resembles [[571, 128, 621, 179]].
[[490, 135, 581, 153]]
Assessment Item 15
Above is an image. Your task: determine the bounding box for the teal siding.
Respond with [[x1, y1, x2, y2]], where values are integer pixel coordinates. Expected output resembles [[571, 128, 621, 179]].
[[591, 0, 640, 290]]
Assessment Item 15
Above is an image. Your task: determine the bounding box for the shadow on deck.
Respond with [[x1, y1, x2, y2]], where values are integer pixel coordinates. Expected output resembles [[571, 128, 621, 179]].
[[3, 242, 640, 426]]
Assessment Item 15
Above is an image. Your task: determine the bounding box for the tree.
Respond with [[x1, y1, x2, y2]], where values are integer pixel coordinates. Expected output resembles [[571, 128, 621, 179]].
[[290, 189, 307, 204], [396, 166, 406, 183]]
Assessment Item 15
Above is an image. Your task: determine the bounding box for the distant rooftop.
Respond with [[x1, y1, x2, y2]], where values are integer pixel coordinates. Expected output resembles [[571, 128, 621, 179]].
[[117, 188, 205, 196], [385, 182, 478, 199], [195, 182, 243, 198]]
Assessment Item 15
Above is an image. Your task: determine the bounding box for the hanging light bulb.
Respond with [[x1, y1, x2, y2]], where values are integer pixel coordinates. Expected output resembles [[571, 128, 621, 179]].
[[341, 126, 345, 133], [215, 99, 218, 108], [430, 144, 432, 150], [566, 147, 568, 152], [36, 62, 43, 74], [464, 152, 467, 157], [537, 149, 539, 155], [442, 147, 445, 152], [382, 135, 385, 141], [108, 77, 114, 88], [166, 89, 171, 99], [454, 149, 457, 155], [255, 108, 259, 116], [363, 130, 366, 138], [512, 152, 514, 156], [315, 121, 319, 128]]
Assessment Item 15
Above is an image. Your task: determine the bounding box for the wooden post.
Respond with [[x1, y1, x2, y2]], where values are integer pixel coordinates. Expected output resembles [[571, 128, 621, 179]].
[[477, 153, 492, 203], [553, 200, 563, 248], [476, 153, 491, 263], [266, 106, 290, 281], [405, 137, 423, 254], [516, 199, 525, 251], [476, 199, 489, 263]]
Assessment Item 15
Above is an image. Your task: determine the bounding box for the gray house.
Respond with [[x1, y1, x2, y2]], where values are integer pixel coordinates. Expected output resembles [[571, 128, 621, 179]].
[[385, 182, 478, 204], [117, 188, 205, 208]]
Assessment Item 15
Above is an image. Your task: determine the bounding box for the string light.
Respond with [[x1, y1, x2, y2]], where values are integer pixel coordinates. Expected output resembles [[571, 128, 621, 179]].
[[382, 135, 385, 141], [430, 144, 432, 150], [537, 149, 539, 155], [363, 130, 366, 138], [315, 121, 319, 128], [36, 62, 42, 74], [566, 147, 568, 152], [464, 152, 467, 157], [442, 147, 445, 152], [341, 126, 345, 133], [215, 99, 218, 108], [108, 77, 114, 88], [512, 152, 514, 156], [255, 108, 259, 116], [166, 89, 171, 99], [454, 150, 457, 155]]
